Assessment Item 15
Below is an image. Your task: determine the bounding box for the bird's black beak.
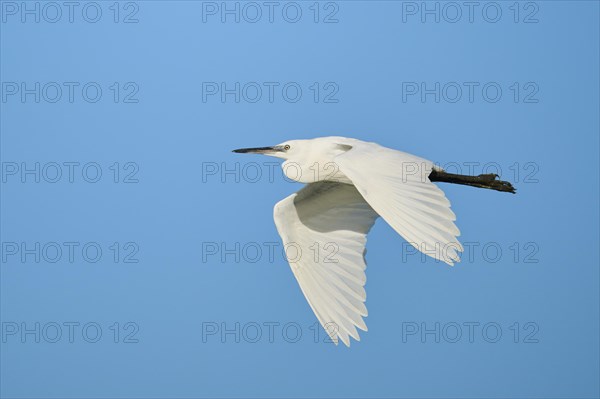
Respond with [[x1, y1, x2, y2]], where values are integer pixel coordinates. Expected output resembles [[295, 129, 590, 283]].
[[232, 146, 281, 154]]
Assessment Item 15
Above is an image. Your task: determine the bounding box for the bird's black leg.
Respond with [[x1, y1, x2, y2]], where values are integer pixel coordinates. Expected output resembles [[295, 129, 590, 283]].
[[428, 169, 516, 194]]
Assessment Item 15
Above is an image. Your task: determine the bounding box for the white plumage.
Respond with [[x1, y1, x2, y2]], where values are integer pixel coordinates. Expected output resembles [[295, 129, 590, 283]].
[[234, 137, 463, 346]]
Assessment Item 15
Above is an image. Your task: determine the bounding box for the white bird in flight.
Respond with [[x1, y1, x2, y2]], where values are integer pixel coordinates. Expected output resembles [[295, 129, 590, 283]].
[[233, 136, 515, 346]]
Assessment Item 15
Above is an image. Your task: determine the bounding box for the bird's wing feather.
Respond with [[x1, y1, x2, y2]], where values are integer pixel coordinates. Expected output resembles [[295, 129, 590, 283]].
[[273, 181, 379, 347], [334, 141, 463, 265]]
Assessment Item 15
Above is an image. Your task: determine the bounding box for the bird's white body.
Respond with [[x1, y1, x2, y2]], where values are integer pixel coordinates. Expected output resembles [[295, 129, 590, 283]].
[[234, 136, 463, 346]]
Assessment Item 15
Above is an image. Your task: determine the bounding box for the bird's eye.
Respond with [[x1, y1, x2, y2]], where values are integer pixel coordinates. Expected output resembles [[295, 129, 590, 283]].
[[284, 145, 291, 150]]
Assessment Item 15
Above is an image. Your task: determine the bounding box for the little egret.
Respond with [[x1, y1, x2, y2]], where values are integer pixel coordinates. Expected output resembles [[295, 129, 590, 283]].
[[233, 136, 515, 346]]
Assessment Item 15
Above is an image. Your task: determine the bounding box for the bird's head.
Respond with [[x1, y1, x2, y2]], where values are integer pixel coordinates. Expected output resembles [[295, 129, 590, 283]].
[[232, 137, 353, 184], [232, 140, 302, 160]]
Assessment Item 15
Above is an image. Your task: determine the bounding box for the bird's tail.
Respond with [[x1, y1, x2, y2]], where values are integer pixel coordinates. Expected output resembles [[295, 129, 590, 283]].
[[429, 169, 516, 194]]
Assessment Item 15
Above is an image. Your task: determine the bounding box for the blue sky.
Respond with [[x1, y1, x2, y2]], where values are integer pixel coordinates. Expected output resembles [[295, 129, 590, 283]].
[[1, 1, 599, 398]]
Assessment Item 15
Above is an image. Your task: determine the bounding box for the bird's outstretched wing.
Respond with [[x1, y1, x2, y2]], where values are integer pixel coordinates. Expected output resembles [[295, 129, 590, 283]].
[[334, 141, 463, 265], [273, 181, 379, 346]]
